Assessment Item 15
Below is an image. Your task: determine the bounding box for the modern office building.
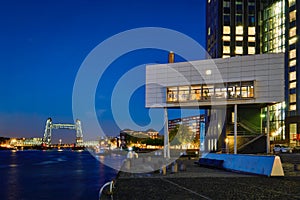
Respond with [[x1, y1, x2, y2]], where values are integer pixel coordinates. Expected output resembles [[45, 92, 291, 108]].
[[168, 115, 206, 150], [206, 0, 261, 58], [146, 53, 285, 153], [206, 0, 300, 146], [284, 0, 300, 146]]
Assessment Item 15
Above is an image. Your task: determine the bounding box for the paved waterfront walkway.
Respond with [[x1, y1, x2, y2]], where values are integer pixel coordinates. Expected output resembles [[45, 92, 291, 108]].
[[102, 157, 300, 200]]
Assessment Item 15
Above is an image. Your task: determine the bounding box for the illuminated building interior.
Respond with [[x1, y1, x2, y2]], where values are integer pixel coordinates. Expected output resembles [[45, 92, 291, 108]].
[[166, 81, 254, 103]]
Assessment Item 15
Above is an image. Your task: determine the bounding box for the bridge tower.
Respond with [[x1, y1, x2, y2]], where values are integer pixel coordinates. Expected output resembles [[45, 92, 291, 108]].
[[42, 118, 83, 146], [43, 118, 52, 145], [75, 119, 83, 144]]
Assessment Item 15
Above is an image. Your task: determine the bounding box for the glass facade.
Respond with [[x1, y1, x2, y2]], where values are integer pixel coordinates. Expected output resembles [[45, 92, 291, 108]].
[[262, 102, 286, 142], [206, 0, 300, 145], [166, 81, 254, 103], [261, 0, 285, 53], [289, 123, 297, 145], [168, 115, 205, 149]]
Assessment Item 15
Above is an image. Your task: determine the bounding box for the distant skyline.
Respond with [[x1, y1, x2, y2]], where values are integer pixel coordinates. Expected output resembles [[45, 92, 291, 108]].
[[0, 0, 206, 143]]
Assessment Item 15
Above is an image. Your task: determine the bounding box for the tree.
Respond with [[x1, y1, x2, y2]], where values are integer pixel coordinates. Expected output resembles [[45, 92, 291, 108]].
[[141, 138, 163, 146]]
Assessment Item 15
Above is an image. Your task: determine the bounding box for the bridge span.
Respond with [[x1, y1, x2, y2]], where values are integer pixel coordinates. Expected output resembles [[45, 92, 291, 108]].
[[43, 118, 83, 146]]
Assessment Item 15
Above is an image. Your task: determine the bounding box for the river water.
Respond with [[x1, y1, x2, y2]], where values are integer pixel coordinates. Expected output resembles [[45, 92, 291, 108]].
[[0, 150, 118, 200]]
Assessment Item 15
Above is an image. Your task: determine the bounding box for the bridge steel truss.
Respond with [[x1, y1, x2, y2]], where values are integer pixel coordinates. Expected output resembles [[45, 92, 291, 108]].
[[43, 118, 83, 145]]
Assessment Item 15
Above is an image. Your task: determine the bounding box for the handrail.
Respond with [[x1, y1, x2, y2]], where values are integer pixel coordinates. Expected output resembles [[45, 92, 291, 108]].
[[238, 134, 264, 151], [99, 180, 114, 200]]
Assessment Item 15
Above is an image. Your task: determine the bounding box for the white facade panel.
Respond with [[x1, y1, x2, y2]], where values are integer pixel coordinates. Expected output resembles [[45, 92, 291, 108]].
[[146, 53, 284, 108]]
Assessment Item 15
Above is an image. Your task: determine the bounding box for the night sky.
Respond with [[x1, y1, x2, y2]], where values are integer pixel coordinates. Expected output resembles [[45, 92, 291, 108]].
[[0, 0, 206, 143]]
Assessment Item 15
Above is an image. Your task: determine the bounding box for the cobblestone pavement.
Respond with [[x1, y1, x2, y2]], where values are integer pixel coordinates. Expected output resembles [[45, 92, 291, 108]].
[[103, 154, 300, 200]]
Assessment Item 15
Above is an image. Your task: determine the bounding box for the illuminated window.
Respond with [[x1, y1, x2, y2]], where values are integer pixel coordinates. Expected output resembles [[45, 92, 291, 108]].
[[166, 81, 254, 103], [236, 36, 243, 41], [290, 94, 296, 103], [290, 123, 297, 143], [223, 26, 230, 34], [289, 71, 296, 81], [290, 27, 297, 37], [248, 27, 255, 35], [190, 86, 201, 100], [290, 10, 296, 22], [223, 46, 230, 54], [290, 81, 296, 89], [290, 59, 296, 67], [208, 27, 211, 36], [203, 85, 214, 99], [167, 87, 178, 102], [289, 37, 297, 45], [248, 36, 255, 42], [228, 82, 241, 99], [248, 47, 255, 54], [208, 0, 211, 3], [236, 26, 243, 35], [289, 0, 295, 7], [222, 55, 230, 58], [289, 104, 296, 111], [241, 82, 254, 98], [235, 46, 243, 54], [223, 35, 230, 41], [289, 49, 296, 59], [214, 83, 227, 99], [178, 86, 190, 101]]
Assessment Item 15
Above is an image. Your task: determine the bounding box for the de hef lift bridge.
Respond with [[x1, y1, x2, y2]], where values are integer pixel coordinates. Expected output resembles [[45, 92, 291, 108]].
[[43, 118, 83, 147]]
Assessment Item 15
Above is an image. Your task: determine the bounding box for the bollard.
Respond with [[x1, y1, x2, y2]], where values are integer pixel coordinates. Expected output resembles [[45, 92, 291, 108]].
[[162, 165, 166, 175], [171, 162, 178, 173]]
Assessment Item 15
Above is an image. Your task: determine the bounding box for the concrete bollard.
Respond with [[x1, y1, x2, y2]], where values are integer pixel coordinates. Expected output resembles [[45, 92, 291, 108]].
[[160, 165, 167, 175]]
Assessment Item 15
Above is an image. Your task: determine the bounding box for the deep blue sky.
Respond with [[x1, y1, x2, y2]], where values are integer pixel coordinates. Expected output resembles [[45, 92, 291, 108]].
[[0, 0, 206, 142]]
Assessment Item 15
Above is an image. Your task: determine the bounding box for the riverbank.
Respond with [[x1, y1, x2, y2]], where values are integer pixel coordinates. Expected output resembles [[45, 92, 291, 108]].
[[110, 156, 300, 200]]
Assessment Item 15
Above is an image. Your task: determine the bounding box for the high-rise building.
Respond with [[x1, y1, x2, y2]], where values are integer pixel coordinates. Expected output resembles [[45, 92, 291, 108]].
[[206, 0, 300, 146], [206, 0, 260, 58], [285, 0, 300, 146]]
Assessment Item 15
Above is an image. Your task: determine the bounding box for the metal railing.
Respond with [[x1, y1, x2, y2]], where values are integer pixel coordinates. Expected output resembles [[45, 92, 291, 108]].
[[99, 180, 114, 200]]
